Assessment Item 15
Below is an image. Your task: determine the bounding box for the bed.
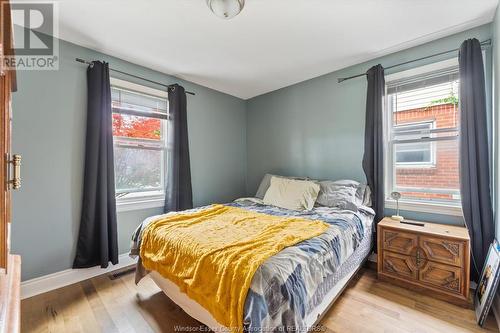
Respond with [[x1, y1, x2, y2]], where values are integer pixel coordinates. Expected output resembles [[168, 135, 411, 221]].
[[130, 195, 374, 332]]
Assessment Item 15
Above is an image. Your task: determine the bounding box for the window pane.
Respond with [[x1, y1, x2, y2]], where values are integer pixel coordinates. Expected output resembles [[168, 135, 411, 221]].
[[393, 122, 432, 141], [394, 139, 459, 203], [391, 80, 459, 112], [388, 68, 460, 205], [394, 122, 431, 133], [112, 87, 167, 113], [114, 146, 163, 193], [391, 76, 459, 139], [112, 113, 161, 140], [395, 142, 431, 164]]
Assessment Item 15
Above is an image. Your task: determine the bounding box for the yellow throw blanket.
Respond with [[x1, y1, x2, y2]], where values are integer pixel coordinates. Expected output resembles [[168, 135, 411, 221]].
[[140, 204, 329, 331]]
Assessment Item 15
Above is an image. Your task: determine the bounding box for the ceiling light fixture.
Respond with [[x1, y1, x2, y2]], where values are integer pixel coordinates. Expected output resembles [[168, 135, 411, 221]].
[[206, 0, 245, 19]]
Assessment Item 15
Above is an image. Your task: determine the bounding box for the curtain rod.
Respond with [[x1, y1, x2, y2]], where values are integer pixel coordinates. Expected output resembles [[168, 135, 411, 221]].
[[337, 39, 492, 83], [75, 58, 196, 95]]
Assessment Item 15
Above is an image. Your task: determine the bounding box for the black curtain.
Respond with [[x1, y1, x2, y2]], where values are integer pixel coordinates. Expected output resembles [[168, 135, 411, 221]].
[[363, 64, 385, 225], [73, 61, 118, 268], [458, 38, 494, 281], [164, 84, 193, 212]]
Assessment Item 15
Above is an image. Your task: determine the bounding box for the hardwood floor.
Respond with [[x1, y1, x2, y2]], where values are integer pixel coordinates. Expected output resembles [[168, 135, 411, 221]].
[[21, 268, 499, 333]]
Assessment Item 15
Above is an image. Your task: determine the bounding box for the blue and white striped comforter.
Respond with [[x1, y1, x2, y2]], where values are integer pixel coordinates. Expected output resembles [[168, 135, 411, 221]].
[[131, 198, 374, 332]]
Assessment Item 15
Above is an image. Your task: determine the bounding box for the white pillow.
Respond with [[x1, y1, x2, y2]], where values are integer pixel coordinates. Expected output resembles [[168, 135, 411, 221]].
[[255, 173, 309, 199], [263, 176, 320, 211]]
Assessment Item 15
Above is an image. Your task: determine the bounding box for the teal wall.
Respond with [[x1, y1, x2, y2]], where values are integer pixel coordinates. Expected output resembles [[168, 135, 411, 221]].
[[12, 23, 498, 281], [12, 37, 247, 280], [246, 24, 493, 225]]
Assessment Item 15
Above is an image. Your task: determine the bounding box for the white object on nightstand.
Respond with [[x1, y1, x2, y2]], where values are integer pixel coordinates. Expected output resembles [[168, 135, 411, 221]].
[[390, 191, 404, 221]]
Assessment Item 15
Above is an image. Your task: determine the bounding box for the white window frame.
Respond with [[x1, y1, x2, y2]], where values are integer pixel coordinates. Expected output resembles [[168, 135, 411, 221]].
[[393, 121, 436, 168], [110, 78, 168, 212], [384, 58, 462, 216]]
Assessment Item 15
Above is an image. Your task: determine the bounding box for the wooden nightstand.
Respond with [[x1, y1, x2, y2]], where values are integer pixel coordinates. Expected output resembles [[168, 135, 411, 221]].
[[377, 217, 471, 307]]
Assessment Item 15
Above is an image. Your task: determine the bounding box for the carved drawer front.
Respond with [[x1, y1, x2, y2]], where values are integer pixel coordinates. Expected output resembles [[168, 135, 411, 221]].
[[419, 236, 464, 267], [419, 260, 463, 294], [382, 251, 418, 280], [382, 230, 418, 255]]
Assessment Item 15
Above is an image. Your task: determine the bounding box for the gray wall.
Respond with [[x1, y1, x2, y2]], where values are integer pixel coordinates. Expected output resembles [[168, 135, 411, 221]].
[[494, 4, 500, 243], [246, 24, 493, 225], [487, 3, 500, 320], [12, 37, 247, 280]]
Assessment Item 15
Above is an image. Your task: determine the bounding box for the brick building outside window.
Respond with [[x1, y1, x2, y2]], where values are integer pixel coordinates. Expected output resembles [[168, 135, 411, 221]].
[[385, 62, 461, 210]]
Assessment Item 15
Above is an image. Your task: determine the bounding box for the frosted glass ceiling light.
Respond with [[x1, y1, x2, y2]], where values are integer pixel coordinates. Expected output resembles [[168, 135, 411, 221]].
[[207, 0, 245, 19]]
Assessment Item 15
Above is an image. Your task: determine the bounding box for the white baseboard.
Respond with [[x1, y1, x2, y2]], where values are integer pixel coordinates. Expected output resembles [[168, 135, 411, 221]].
[[21, 253, 137, 300]]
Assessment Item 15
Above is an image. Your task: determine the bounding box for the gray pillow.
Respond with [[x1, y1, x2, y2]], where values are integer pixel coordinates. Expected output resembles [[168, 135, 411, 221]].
[[316, 181, 359, 211], [322, 179, 371, 207], [330, 179, 360, 187], [255, 173, 309, 199]]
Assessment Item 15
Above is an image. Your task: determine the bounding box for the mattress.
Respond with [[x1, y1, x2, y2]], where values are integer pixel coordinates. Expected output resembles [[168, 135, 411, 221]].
[[150, 223, 373, 332], [131, 198, 374, 332]]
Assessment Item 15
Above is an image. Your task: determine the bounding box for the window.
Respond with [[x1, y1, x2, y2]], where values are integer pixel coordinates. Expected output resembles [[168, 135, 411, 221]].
[[394, 122, 434, 166], [111, 78, 169, 211], [385, 60, 461, 214]]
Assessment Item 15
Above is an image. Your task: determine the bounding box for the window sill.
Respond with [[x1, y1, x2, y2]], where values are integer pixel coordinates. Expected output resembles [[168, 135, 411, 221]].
[[116, 195, 165, 212], [396, 164, 436, 169], [385, 199, 463, 217]]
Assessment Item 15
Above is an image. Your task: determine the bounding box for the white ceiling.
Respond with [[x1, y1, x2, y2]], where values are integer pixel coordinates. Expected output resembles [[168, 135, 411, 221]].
[[35, 0, 500, 99]]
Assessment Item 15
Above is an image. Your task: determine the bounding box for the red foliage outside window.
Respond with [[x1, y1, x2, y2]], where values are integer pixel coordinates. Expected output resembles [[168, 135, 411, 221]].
[[112, 113, 161, 140]]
